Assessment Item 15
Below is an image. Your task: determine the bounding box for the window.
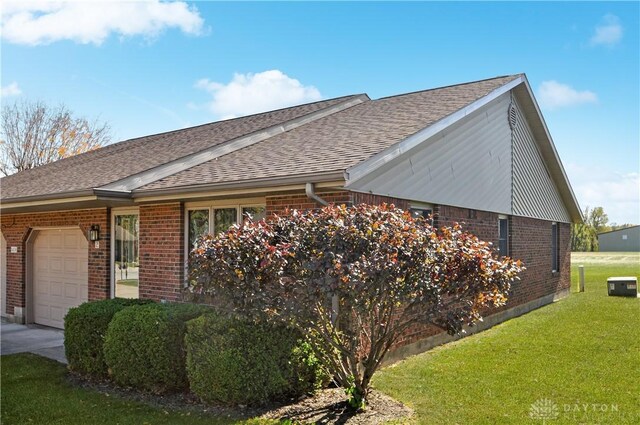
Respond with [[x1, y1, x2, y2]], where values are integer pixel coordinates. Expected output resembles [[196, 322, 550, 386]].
[[409, 202, 434, 224], [213, 208, 237, 235], [188, 210, 209, 250], [113, 212, 139, 299], [498, 216, 509, 256], [186, 203, 266, 252], [242, 206, 266, 222], [551, 222, 560, 272]]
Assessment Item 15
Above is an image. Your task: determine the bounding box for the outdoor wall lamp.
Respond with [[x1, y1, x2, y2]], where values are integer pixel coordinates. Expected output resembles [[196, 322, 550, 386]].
[[89, 225, 100, 242]]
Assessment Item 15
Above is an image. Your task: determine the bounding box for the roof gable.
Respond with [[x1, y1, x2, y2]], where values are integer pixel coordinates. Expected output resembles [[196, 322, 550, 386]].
[[135, 75, 519, 193]]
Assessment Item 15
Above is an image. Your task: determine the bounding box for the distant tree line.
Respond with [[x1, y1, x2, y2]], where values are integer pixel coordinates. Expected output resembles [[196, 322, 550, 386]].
[[571, 206, 636, 252]]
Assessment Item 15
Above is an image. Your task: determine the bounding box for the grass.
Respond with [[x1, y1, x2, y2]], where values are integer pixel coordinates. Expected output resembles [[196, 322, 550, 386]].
[[373, 252, 640, 424], [0, 354, 280, 425], [2, 253, 638, 424]]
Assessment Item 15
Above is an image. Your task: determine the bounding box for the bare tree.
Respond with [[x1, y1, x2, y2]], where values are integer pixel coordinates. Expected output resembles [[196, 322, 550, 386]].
[[0, 100, 111, 176]]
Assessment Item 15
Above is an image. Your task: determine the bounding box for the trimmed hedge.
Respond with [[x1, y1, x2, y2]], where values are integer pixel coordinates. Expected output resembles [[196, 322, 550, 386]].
[[185, 313, 327, 406], [64, 298, 153, 377], [103, 302, 209, 393]]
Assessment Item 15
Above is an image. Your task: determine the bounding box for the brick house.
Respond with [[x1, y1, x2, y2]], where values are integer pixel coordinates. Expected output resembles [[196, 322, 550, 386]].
[[0, 74, 581, 354]]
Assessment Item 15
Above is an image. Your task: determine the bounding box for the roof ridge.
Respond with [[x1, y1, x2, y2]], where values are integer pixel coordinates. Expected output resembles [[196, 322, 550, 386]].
[[113, 93, 364, 146], [97, 94, 369, 193], [0, 94, 364, 185], [375, 74, 522, 101]]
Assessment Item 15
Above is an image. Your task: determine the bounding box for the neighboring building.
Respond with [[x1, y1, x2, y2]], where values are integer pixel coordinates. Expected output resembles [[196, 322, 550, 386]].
[[598, 226, 640, 252], [0, 74, 581, 355]]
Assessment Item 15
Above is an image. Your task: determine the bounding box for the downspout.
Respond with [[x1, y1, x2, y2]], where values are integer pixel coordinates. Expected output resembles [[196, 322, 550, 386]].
[[305, 182, 329, 206], [305, 182, 338, 323]]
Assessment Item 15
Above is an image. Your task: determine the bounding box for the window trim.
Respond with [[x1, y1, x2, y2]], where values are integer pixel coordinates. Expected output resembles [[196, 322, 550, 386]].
[[551, 222, 560, 273], [110, 207, 140, 299], [409, 202, 434, 223], [183, 200, 266, 284], [498, 214, 509, 257]]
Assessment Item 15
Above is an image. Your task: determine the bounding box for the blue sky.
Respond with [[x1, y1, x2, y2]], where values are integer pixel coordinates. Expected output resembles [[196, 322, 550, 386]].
[[1, 1, 638, 224]]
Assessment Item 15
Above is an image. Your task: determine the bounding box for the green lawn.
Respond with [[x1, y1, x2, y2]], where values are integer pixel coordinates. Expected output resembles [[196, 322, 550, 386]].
[[373, 252, 640, 424], [0, 354, 277, 425], [2, 253, 639, 424]]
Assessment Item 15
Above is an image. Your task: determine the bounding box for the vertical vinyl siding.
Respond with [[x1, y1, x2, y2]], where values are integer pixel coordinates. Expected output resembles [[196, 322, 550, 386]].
[[512, 98, 571, 222], [348, 93, 513, 214]]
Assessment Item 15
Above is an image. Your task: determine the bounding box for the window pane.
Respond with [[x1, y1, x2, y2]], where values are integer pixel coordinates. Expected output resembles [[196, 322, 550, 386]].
[[114, 214, 139, 299], [410, 208, 432, 219], [552, 223, 559, 271], [242, 206, 266, 222], [189, 209, 209, 249], [214, 208, 237, 235], [498, 218, 509, 256]]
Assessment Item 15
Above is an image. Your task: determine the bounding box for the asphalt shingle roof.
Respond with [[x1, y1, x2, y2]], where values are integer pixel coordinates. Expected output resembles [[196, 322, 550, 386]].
[[0, 95, 356, 200], [138, 75, 519, 192], [1, 75, 519, 201]]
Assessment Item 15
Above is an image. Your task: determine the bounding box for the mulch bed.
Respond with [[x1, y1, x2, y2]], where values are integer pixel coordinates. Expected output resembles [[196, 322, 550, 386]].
[[67, 373, 413, 424], [260, 388, 413, 424]]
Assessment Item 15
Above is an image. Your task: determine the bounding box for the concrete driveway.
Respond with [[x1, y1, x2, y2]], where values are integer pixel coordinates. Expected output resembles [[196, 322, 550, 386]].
[[1, 320, 67, 364]]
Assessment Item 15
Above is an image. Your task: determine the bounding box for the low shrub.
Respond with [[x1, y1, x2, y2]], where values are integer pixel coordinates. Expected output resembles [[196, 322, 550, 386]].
[[103, 302, 209, 393], [185, 313, 328, 406], [64, 298, 153, 377]]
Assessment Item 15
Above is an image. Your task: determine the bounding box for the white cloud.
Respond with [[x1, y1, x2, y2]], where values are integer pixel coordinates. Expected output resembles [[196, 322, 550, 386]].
[[566, 163, 640, 225], [537, 81, 597, 110], [0, 82, 22, 97], [195, 70, 322, 119], [590, 14, 623, 47], [0, 0, 205, 46]]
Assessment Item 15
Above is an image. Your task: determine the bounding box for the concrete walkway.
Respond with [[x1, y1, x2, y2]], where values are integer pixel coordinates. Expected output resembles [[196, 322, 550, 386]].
[[1, 320, 67, 364]]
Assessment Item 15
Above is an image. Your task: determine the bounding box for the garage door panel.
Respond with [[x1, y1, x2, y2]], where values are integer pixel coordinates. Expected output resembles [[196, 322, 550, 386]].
[[49, 234, 62, 249], [33, 229, 88, 328], [64, 258, 78, 273], [37, 256, 49, 272], [51, 280, 64, 297], [64, 283, 78, 299], [50, 257, 63, 272]]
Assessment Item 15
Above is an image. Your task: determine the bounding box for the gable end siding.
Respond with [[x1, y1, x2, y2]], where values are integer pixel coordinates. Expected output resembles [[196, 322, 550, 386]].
[[347, 92, 513, 214], [511, 97, 571, 223]]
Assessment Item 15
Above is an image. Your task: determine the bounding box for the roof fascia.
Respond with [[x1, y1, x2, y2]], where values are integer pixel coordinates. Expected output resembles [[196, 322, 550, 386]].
[[0, 189, 97, 205], [345, 76, 525, 185], [0, 194, 98, 212], [514, 76, 583, 223], [597, 225, 640, 235], [98, 95, 369, 193], [132, 172, 346, 203]]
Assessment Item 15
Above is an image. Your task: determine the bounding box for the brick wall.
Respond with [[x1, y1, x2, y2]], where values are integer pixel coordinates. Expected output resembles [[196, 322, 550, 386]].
[[434, 206, 570, 307], [0, 209, 110, 316], [394, 205, 572, 348], [138, 203, 184, 302], [351, 192, 410, 210], [509, 216, 571, 305], [266, 191, 351, 216]]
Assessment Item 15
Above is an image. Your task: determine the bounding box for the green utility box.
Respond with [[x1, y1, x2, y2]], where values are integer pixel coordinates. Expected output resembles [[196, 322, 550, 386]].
[[607, 277, 638, 297]]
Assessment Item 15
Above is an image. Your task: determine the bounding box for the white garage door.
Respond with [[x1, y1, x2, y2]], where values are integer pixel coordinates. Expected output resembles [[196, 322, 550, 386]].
[[33, 228, 88, 328]]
